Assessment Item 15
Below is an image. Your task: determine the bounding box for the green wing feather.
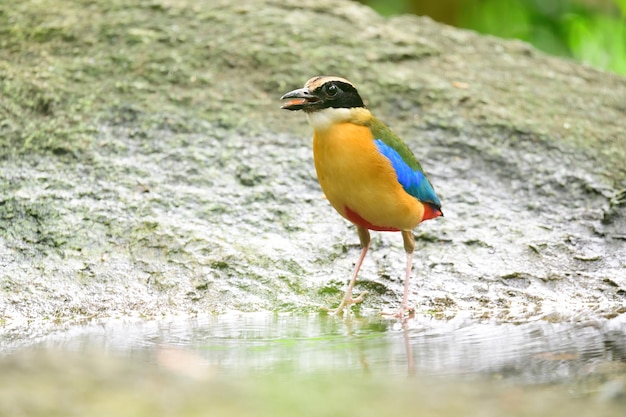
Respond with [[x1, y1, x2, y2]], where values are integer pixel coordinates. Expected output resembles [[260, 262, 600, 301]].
[[366, 117, 442, 210], [367, 117, 425, 172]]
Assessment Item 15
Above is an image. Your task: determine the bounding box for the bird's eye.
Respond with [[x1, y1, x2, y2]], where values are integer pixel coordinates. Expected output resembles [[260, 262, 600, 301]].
[[326, 83, 338, 97]]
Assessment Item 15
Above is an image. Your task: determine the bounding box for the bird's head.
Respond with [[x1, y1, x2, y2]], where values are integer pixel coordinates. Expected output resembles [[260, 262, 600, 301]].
[[281, 76, 365, 112]]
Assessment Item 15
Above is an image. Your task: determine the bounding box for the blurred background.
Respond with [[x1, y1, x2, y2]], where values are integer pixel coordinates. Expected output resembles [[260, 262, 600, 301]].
[[358, 0, 626, 75]]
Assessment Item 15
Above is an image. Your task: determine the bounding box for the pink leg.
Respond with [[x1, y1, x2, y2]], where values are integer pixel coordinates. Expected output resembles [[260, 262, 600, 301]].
[[400, 230, 415, 314], [333, 226, 370, 314]]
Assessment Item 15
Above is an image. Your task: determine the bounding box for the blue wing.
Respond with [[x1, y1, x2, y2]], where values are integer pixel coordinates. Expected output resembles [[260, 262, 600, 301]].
[[374, 139, 441, 209]]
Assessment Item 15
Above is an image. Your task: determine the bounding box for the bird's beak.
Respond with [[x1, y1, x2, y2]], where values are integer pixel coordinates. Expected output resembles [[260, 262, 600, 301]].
[[280, 87, 320, 111]]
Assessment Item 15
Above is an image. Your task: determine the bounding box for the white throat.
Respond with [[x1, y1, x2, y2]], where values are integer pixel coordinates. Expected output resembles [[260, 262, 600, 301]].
[[306, 108, 353, 131]]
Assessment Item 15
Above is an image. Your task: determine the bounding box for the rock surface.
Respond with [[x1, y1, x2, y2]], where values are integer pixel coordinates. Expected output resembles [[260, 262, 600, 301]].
[[1, 0, 625, 335]]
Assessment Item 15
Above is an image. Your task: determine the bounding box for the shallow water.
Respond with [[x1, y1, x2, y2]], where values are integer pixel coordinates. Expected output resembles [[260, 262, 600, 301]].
[[2, 313, 625, 417], [16, 312, 626, 383]]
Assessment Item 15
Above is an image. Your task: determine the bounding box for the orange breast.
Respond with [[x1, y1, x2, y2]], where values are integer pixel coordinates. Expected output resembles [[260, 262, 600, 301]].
[[313, 123, 424, 231]]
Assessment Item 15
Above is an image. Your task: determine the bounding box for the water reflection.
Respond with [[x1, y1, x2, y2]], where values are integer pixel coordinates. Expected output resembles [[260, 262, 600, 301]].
[[15, 312, 626, 383]]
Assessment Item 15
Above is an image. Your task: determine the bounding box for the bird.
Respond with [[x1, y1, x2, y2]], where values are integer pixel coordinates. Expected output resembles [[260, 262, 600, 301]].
[[281, 76, 442, 315]]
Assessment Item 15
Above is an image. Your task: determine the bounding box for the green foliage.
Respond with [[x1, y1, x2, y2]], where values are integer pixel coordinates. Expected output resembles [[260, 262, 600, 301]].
[[565, 11, 626, 74], [366, 0, 411, 16], [461, 0, 533, 41], [362, 0, 626, 75], [458, 0, 575, 57]]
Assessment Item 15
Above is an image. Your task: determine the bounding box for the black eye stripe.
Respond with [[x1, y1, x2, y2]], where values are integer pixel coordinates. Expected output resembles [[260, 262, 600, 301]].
[[310, 81, 365, 110]]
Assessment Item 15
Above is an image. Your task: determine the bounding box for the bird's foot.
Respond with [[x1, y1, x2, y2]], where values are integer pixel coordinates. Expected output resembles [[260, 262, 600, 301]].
[[322, 291, 369, 315], [381, 304, 415, 319]]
